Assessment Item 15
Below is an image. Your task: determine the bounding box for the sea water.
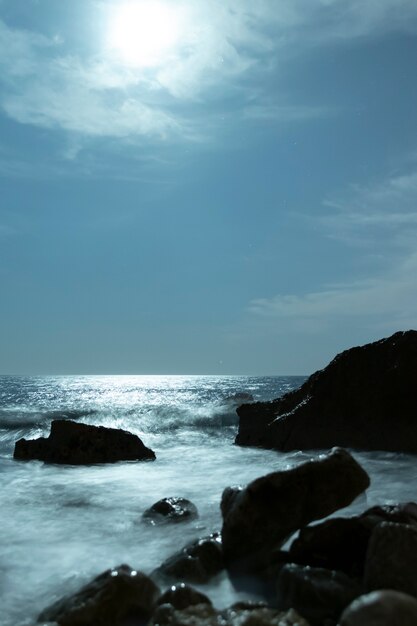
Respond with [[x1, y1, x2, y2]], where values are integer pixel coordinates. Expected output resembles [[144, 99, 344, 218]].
[[0, 375, 416, 626]]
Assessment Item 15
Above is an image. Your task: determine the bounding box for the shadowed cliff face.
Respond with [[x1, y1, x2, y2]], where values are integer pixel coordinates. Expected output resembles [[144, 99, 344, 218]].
[[236, 330, 417, 453]]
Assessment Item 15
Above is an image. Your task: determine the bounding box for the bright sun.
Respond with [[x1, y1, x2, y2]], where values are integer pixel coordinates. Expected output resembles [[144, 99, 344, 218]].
[[108, 1, 183, 68]]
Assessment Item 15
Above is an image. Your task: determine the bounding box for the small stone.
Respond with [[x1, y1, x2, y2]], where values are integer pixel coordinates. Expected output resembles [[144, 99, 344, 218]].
[[158, 584, 212, 610], [143, 498, 198, 525]]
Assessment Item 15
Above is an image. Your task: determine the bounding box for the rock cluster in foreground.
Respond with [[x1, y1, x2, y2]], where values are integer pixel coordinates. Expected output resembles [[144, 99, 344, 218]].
[[14, 419, 156, 464], [236, 330, 417, 452], [36, 447, 417, 626]]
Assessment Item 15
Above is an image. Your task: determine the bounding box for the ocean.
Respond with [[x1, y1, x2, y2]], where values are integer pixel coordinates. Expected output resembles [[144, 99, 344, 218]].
[[0, 374, 416, 626]]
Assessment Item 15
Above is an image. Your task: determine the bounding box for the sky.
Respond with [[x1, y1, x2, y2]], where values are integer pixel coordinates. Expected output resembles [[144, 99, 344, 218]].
[[1, 0, 417, 375]]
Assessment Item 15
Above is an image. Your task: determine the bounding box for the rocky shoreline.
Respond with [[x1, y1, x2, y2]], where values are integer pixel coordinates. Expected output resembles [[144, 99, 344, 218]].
[[34, 447, 417, 626], [12, 331, 417, 625]]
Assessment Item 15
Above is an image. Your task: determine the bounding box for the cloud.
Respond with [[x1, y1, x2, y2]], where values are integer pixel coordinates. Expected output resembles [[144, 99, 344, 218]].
[[320, 169, 417, 247], [248, 164, 417, 332], [1, 0, 417, 146], [248, 251, 417, 334]]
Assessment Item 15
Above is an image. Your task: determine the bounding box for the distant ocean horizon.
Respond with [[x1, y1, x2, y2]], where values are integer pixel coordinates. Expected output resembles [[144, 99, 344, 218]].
[[1, 374, 416, 625]]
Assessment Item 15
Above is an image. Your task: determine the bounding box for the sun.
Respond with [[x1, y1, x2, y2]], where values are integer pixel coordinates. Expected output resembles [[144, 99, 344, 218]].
[[107, 1, 183, 68]]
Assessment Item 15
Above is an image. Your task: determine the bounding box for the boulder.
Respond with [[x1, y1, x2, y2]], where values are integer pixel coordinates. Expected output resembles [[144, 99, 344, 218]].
[[236, 330, 417, 452], [221, 447, 370, 572], [143, 498, 198, 525], [364, 521, 417, 597], [153, 533, 224, 584], [14, 419, 156, 464], [276, 564, 361, 626], [339, 590, 417, 626], [288, 502, 417, 576], [38, 564, 160, 626]]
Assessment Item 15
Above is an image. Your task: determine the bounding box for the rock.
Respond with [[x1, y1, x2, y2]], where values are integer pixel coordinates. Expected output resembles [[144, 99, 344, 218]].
[[152, 602, 311, 626], [276, 564, 361, 626], [143, 498, 198, 525], [288, 502, 417, 577], [14, 419, 156, 465], [153, 533, 224, 584], [157, 584, 212, 610], [152, 603, 218, 626], [339, 590, 417, 626], [224, 605, 310, 626], [364, 521, 417, 597], [38, 564, 160, 626], [221, 448, 370, 572], [236, 330, 417, 452]]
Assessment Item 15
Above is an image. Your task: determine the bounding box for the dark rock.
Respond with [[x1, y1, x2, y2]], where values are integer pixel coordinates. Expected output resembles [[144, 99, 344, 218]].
[[153, 533, 224, 584], [152, 603, 217, 626], [364, 521, 417, 597], [276, 564, 361, 626], [143, 498, 198, 525], [38, 564, 160, 626], [236, 330, 417, 452], [288, 501, 417, 577], [152, 602, 311, 626], [157, 584, 212, 610], [339, 590, 417, 626], [221, 448, 370, 572], [14, 419, 156, 465]]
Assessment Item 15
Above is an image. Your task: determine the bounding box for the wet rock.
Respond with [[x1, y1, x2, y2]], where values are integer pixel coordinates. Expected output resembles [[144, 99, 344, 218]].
[[152, 603, 217, 626], [364, 521, 417, 597], [221, 448, 370, 572], [236, 330, 417, 452], [289, 501, 417, 577], [38, 564, 160, 626], [153, 533, 224, 584], [276, 564, 361, 626], [157, 584, 212, 610], [143, 498, 198, 525], [14, 419, 156, 465], [339, 590, 417, 626], [152, 602, 311, 626]]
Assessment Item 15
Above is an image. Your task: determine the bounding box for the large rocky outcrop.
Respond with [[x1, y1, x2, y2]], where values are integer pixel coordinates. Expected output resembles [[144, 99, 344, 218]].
[[236, 330, 417, 452], [14, 419, 156, 464], [221, 447, 370, 573]]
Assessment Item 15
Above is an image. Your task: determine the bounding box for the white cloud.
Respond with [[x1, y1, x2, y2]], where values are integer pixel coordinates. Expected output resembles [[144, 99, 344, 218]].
[[1, 0, 417, 144]]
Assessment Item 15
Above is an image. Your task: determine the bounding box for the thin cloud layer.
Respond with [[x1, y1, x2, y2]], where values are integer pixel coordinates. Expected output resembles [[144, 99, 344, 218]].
[[1, 0, 417, 143], [249, 165, 417, 331]]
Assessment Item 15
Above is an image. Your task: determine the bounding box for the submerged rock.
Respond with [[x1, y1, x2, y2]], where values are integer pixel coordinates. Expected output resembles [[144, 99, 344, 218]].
[[14, 419, 156, 465], [38, 564, 160, 626], [153, 533, 224, 584], [143, 498, 198, 525], [236, 330, 417, 452], [221, 447, 370, 572], [339, 590, 417, 626]]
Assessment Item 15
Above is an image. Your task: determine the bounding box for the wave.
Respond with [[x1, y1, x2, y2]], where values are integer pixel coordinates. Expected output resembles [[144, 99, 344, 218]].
[[0, 408, 97, 430]]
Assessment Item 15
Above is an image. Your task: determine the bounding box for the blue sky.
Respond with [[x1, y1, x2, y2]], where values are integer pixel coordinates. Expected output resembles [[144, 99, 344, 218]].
[[1, 0, 417, 374]]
